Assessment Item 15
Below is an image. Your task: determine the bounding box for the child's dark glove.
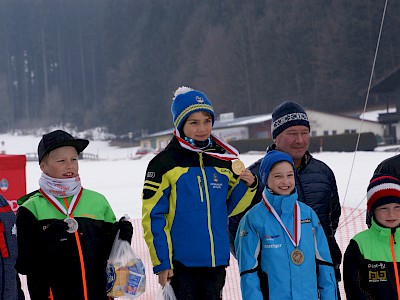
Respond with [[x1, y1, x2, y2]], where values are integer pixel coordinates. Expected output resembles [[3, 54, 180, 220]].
[[334, 265, 342, 282], [118, 217, 133, 244], [44, 219, 70, 241]]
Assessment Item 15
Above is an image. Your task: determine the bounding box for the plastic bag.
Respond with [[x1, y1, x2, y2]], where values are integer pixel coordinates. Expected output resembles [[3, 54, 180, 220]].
[[154, 283, 177, 300], [106, 220, 146, 299]]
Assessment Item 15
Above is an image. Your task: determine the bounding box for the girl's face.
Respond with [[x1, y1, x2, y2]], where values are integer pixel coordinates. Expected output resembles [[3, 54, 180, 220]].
[[183, 111, 212, 141], [374, 203, 400, 228], [40, 146, 79, 179], [267, 161, 295, 195]]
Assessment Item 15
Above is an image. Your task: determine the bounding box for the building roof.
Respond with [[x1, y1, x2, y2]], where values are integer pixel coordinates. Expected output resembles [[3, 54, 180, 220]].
[[214, 114, 272, 128], [140, 113, 273, 139], [139, 109, 381, 140], [371, 66, 400, 93]]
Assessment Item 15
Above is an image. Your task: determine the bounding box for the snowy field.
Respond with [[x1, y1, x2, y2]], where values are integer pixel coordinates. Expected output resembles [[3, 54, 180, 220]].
[[1, 132, 398, 299], [0, 132, 397, 219]]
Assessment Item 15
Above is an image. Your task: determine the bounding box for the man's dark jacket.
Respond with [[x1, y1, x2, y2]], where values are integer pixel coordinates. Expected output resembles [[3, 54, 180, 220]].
[[228, 146, 342, 279], [374, 154, 400, 177]]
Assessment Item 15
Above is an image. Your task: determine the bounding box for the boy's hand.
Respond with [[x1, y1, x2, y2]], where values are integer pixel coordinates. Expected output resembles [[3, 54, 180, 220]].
[[157, 269, 174, 286], [240, 169, 256, 187]]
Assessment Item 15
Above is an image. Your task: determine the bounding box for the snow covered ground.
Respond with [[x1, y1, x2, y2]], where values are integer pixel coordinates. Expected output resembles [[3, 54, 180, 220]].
[[2, 132, 398, 299], [0, 132, 396, 219]]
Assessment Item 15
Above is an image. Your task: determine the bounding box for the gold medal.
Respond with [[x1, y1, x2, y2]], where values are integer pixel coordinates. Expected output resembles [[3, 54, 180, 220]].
[[232, 159, 245, 175], [291, 248, 304, 265]]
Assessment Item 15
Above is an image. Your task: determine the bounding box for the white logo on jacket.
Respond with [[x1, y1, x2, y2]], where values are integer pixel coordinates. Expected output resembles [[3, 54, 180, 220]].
[[146, 172, 155, 178], [264, 243, 282, 249]]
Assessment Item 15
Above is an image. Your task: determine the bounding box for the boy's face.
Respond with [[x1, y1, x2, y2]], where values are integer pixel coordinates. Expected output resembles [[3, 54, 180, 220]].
[[183, 111, 212, 141], [374, 203, 400, 228], [267, 161, 295, 195], [40, 146, 79, 179]]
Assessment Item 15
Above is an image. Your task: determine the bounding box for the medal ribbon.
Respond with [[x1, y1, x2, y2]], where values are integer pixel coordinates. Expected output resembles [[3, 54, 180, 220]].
[[174, 130, 239, 161], [262, 191, 301, 248], [40, 187, 83, 217]]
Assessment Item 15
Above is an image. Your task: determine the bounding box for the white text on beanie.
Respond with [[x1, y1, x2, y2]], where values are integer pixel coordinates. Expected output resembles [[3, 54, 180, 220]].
[[271, 101, 310, 139]]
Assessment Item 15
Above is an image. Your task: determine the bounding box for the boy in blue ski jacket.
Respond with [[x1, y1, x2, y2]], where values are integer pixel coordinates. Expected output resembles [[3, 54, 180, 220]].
[[142, 86, 257, 300], [235, 150, 337, 299]]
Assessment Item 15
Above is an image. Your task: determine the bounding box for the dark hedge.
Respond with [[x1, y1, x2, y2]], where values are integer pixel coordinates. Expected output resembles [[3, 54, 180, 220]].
[[230, 132, 377, 153]]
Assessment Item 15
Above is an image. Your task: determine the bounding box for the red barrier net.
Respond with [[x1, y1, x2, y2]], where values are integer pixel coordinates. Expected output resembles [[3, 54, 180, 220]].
[[20, 206, 367, 299]]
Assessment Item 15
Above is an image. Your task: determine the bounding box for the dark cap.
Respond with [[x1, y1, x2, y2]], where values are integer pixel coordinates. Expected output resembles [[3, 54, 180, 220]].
[[38, 130, 89, 164], [271, 101, 310, 139]]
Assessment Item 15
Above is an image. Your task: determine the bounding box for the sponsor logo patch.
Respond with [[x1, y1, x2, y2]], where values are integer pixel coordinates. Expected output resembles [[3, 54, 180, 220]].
[[368, 263, 386, 269], [240, 230, 248, 237], [146, 171, 155, 178], [264, 243, 282, 249], [368, 262, 387, 282], [369, 270, 387, 282], [196, 96, 204, 103], [213, 174, 218, 182], [301, 218, 311, 223], [264, 235, 279, 241], [210, 182, 222, 189]]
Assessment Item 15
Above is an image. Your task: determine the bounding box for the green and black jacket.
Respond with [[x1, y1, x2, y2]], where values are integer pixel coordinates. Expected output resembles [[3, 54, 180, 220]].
[[344, 219, 400, 299], [16, 189, 116, 300]]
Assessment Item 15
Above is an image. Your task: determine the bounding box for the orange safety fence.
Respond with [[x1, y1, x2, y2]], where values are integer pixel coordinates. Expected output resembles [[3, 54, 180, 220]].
[[20, 206, 367, 300]]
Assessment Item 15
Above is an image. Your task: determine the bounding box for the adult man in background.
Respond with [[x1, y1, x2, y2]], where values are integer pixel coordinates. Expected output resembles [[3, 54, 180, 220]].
[[374, 154, 400, 178], [229, 101, 342, 289]]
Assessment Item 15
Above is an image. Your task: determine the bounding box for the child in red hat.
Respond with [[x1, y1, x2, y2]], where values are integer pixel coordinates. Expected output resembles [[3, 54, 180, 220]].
[[344, 174, 400, 299]]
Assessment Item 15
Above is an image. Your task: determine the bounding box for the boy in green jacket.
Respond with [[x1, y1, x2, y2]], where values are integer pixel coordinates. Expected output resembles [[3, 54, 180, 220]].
[[16, 130, 133, 300]]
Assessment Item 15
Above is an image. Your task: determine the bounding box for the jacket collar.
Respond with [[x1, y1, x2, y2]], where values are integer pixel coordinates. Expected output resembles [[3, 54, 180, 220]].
[[370, 218, 400, 239], [263, 187, 298, 216]]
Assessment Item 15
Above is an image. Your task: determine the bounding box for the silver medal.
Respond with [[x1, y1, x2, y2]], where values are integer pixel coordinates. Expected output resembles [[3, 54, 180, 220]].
[[64, 217, 79, 233]]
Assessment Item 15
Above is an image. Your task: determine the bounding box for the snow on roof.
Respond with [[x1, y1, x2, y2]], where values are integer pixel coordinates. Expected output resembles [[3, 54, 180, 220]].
[[141, 108, 392, 139], [140, 114, 273, 139], [214, 114, 272, 128], [359, 107, 396, 122]]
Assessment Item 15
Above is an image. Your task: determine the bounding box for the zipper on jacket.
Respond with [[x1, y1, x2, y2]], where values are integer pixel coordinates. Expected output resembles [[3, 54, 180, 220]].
[[63, 198, 89, 300], [197, 176, 204, 202], [198, 152, 216, 266]]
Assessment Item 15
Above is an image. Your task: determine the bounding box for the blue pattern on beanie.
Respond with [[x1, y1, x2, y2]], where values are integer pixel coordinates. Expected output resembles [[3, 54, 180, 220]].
[[271, 101, 310, 138], [259, 150, 295, 185], [171, 88, 215, 130]]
